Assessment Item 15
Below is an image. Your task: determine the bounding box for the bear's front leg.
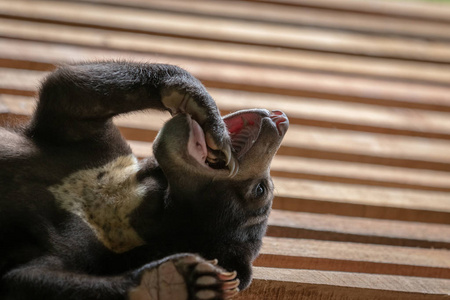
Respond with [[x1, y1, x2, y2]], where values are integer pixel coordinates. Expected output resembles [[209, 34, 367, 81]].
[[129, 254, 240, 300], [29, 61, 237, 174]]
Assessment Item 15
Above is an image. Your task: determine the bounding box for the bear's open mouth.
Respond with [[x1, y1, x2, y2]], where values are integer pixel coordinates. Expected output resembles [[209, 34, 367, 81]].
[[205, 112, 264, 170], [186, 112, 262, 170], [224, 112, 263, 159], [187, 110, 288, 170]]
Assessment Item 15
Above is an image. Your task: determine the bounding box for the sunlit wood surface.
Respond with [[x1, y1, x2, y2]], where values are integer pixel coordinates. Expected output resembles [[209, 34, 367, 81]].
[[0, 0, 449, 299]]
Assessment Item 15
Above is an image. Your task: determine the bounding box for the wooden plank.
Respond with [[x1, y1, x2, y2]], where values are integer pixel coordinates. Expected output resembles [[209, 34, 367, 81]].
[[281, 125, 450, 166], [1, 1, 450, 63], [270, 156, 450, 193], [272, 177, 450, 224], [237, 267, 450, 300], [0, 68, 42, 95], [267, 210, 450, 249], [256, 237, 450, 278], [276, 146, 450, 173], [273, 176, 450, 213], [82, 0, 450, 41], [1, 39, 450, 112], [250, 0, 450, 23]]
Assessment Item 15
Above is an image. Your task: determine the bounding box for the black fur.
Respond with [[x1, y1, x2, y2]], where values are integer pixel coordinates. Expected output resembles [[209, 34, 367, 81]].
[[0, 62, 287, 300]]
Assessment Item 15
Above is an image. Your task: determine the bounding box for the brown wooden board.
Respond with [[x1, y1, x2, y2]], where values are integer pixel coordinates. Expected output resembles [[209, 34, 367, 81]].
[[236, 267, 450, 300], [267, 210, 450, 249], [244, 0, 450, 23], [79, 0, 450, 41], [256, 237, 450, 278], [1, 1, 450, 63]]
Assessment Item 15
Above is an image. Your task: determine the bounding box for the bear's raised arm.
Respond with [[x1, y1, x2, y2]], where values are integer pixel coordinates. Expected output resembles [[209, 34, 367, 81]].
[[27, 62, 233, 167]]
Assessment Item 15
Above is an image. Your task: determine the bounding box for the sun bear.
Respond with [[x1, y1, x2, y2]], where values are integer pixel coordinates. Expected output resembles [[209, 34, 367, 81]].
[[0, 62, 289, 300]]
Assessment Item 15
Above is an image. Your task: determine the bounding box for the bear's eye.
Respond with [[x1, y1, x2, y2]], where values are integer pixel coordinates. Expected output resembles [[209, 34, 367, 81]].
[[254, 182, 266, 198]]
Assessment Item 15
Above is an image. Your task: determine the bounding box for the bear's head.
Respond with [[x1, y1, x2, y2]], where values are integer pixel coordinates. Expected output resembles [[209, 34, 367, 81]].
[[151, 108, 288, 289]]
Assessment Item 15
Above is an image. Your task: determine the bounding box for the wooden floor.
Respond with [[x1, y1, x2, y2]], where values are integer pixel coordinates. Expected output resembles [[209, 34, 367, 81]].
[[1, 0, 450, 299]]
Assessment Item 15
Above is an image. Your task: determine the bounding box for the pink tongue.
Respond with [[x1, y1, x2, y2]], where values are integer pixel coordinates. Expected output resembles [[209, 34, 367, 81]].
[[224, 112, 259, 134], [224, 112, 262, 158], [187, 118, 207, 164]]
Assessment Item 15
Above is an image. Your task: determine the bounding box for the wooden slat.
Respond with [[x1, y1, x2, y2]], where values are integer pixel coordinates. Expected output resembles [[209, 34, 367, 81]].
[[236, 267, 450, 300], [82, 0, 450, 41], [273, 177, 450, 224], [267, 210, 450, 249], [273, 177, 450, 214], [282, 125, 450, 165], [256, 237, 450, 278], [1, 38, 450, 112], [270, 156, 450, 193], [0, 68, 42, 95], [249, 0, 450, 23], [1, 1, 450, 63]]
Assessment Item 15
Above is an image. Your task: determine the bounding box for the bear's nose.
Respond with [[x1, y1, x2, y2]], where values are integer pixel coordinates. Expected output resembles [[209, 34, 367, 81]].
[[270, 110, 289, 136]]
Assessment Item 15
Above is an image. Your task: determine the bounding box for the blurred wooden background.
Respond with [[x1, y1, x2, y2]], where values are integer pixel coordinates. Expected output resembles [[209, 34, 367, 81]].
[[0, 0, 449, 299]]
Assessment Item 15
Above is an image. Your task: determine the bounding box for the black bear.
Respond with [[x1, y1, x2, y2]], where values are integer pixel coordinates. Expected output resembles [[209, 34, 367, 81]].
[[0, 62, 289, 300]]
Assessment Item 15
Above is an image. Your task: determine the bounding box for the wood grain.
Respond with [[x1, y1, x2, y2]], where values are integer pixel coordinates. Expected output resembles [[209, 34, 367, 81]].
[[83, 0, 450, 40], [267, 210, 450, 249], [236, 267, 450, 300], [256, 236, 450, 278], [249, 0, 450, 23]]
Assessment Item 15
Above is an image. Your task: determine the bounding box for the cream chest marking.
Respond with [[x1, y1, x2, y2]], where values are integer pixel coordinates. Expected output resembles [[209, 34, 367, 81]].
[[48, 155, 147, 253]]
